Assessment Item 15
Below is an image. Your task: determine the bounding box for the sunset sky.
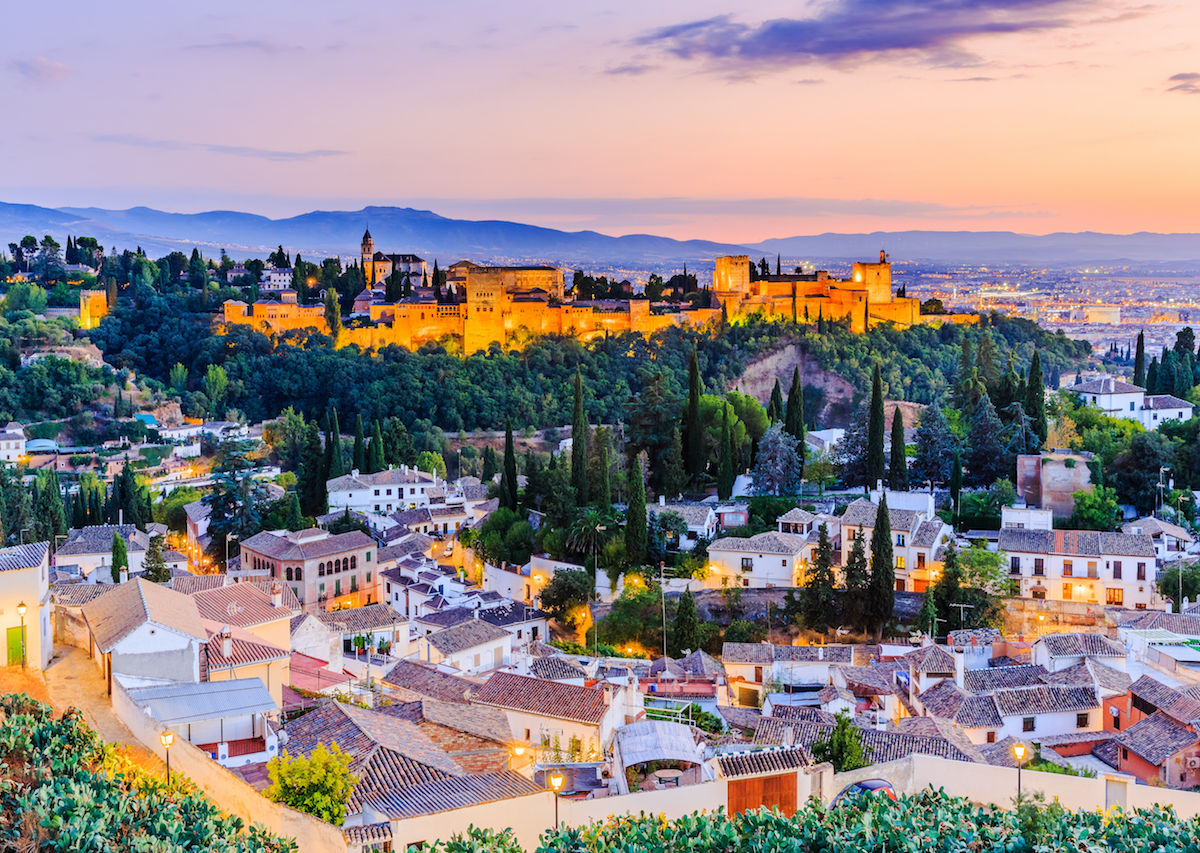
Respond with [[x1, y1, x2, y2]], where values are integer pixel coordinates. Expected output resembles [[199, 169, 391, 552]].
[[4, 0, 1199, 242]]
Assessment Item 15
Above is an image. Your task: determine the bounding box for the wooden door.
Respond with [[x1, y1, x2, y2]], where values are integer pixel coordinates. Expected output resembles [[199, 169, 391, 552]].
[[729, 773, 797, 816]]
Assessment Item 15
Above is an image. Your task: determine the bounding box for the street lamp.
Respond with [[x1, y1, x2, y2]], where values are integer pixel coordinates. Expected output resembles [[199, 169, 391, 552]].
[[16, 601, 27, 668], [160, 730, 175, 783], [548, 770, 565, 827], [1012, 742, 1027, 802], [226, 532, 238, 572]]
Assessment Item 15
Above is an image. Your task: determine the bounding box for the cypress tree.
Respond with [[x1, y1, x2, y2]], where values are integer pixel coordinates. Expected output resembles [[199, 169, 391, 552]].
[[717, 407, 734, 500], [571, 369, 589, 505], [663, 428, 687, 500], [866, 364, 886, 488], [352, 415, 366, 473], [949, 450, 963, 527], [625, 456, 647, 565], [325, 410, 344, 479], [775, 254, 781, 276], [867, 493, 895, 642], [323, 287, 343, 339], [1025, 350, 1047, 447], [111, 531, 128, 584], [482, 446, 498, 483], [1134, 330, 1146, 387], [842, 531, 870, 632], [683, 348, 704, 484], [784, 366, 805, 440], [671, 588, 699, 656], [1158, 350, 1177, 395], [1147, 357, 1159, 394], [931, 540, 963, 632], [817, 308, 825, 334], [802, 523, 836, 633], [503, 423, 518, 510], [889, 408, 908, 490], [598, 445, 612, 512], [368, 420, 385, 474], [284, 491, 304, 531], [768, 379, 784, 423]]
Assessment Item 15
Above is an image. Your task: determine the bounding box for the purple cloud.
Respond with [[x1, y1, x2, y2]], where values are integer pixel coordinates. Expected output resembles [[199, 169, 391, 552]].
[[11, 56, 74, 84], [1167, 72, 1200, 94], [635, 1, 1084, 70], [93, 133, 345, 162]]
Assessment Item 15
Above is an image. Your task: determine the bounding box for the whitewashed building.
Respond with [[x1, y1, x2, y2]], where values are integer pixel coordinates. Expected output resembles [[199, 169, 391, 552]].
[[1068, 376, 1193, 430], [999, 528, 1160, 609]]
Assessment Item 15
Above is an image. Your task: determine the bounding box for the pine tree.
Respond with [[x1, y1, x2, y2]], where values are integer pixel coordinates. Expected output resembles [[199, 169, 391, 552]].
[[1025, 349, 1047, 447], [325, 410, 344, 479], [842, 531, 870, 632], [889, 408, 908, 489], [662, 428, 687, 499], [625, 457, 647, 565], [683, 348, 704, 484], [502, 423, 519, 510], [571, 369, 589, 506], [1134, 330, 1146, 387], [368, 420, 385, 474], [931, 541, 963, 631], [867, 493, 895, 641], [143, 534, 170, 583], [966, 394, 1005, 486], [352, 415, 366, 473], [866, 364, 886, 488], [802, 523, 836, 633], [768, 379, 784, 423], [283, 491, 304, 531], [671, 588, 700, 656], [111, 531, 128, 584], [910, 401, 955, 486]]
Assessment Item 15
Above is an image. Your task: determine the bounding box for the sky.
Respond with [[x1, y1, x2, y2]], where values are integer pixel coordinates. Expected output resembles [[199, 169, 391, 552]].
[[3, 0, 1199, 242]]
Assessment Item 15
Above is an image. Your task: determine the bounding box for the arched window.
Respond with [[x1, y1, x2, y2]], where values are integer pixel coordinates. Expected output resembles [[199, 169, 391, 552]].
[[285, 567, 293, 581], [336, 558, 343, 572], [318, 562, 325, 576], [295, 566, 303, 581], [351, 556, 357, 570]]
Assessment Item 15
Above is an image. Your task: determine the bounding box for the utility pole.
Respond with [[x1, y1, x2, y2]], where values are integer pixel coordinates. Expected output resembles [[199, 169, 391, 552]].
[[659, 562, 667, 659], [950, 602, 975, 629]]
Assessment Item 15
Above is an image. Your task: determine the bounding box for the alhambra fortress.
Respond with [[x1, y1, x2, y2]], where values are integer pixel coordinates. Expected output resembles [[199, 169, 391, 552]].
[[219, 232, 975, 351]]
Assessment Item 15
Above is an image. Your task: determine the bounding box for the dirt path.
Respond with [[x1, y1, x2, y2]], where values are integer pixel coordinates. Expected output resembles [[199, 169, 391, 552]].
[[41, 646, 165, 773]]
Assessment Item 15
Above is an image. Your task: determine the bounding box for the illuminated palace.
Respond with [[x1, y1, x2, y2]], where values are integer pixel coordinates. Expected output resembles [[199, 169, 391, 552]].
[[220, 237, 973, 352]]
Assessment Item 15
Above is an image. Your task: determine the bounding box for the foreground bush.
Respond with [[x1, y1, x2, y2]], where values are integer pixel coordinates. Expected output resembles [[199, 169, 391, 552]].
[[0, 693, 295, 852]]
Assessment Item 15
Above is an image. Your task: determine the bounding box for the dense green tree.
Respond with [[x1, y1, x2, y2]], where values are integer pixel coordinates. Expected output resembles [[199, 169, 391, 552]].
[[169, 362, 188, 392], [1068, 486, 1121, 531], [751, 423, 802, 496], [481, 446, 498, 484], [367, 420, 385, 474], [842, 531, 870, 632], [867, 493, 895, 641], [683, 348, 704, 484], [802, 523, 836, 633], [662, 429, 687, 499], [625, 456, 647, 565], [1025, 349, 1047, 446], [1111, 432, 1174, 514], [283, 491, 304, 531], [111, 531, 128, 584], [966, 394, 1006, 486], [265, 742, 357, 827], [910, 402, 956, 486], [930, 540, 962, 636], [1133, 330, 1146, 387], [866, 364, 886, 487], [671, 588, 700, 656], [810, 711, 871, 772], [717, 408, 735, 500], [1146, 356, 1159, 393], [539, 568, 594, 627], [298, 422, 327, 515], [203, 364, 229, 418], [325, 409, 344, 479], [767, 378, 784, 423], [571, 369, 589, 506], [502, 423, 519, 510], [1176, 326, 1196, 357], [142, 534, 170, 583], [352, 415, 366, 473], [32, 470, 66, 543], [889, 408, 908, 490], [323, 288, 343, 339], [784, 366, 805, 442]]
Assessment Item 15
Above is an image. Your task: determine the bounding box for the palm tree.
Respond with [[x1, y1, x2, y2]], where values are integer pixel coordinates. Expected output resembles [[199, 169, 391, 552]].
[[567, 508, 609, 560]]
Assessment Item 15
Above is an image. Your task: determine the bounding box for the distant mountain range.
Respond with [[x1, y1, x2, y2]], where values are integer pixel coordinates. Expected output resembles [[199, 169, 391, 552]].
[[1, 201, 1199, 267]]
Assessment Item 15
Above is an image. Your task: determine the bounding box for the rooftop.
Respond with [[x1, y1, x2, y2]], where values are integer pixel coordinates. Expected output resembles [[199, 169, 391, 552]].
[[82, 578, 207, 652], [128, 678, 276, 725], [471, 671, 609, 724]]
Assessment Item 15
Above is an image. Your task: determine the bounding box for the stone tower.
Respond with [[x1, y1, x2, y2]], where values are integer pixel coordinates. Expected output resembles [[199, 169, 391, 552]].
[[361, 228, 375, 284]]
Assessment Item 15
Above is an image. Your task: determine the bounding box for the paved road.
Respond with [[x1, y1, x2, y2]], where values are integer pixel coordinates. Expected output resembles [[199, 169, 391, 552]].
[[42, 645, 165, 773]]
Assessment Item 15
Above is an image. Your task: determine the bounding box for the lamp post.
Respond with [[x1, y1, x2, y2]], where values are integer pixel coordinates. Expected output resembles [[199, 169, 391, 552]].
[[160, 730, 175, 783], [509, 743, 527, 771], [1013, 741, 1026, 802], [226, 532, 238, 572], [548, 769, 565, 828], [16, 601, 27, 668]]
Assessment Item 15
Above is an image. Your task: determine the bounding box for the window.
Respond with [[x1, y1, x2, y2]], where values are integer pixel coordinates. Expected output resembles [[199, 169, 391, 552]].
[[296, 567, 302, 580], [318, 563, 325, 577], [1076, 712, 1089, 728], [1107, 588, 1124, 606], [1113, 561, 1122, 579], [524, 728, 531, 741], [1022, 717, 1035, 733], [366, 551, 372, 562], [986, 731, 996, 744], [351, 556, 358, 569], [285, 567, 293, 581], [374, 489, 380, 496], [473, 653, 481, 668], [741, 557, 753, 571], [781, 558, 787, 567], [1062, 583, 1073, 600], [1063, 560, 1073, 577], [896, 556, 905, 570], [1010, 556, 1021, 575], [896, 534, 906, 546], [335, 579, 342, 596], [917, 553, 926, 569], [1137, 562, 1147, 580], [754, 666, 763, 682], [1034, 558, 1044, 576]]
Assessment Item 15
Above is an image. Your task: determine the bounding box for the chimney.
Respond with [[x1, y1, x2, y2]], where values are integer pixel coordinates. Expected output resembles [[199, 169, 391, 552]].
[[119, 567, 128, 584], [271, 581, 283, 608], [220, 626, 233, 659], [659, 495, 665, 506], [351, 468, 360, 479], [954, 647, 965, 689], [818, 646, 824, 661]]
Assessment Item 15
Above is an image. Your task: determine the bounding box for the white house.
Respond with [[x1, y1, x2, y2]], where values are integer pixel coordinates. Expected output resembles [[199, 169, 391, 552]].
[[0, 422, 26, 464], [722, 641, 853, 707], [917, 677, 1102, 744], [840, 492, 950, 593], [1069, 376, 1193, 430], [706, 531, 807, 588], [484, 556, 572, 604], [1031, 632, 1128, 673], [416, 618, 513, 675], [1122, 517, 1194, 564], [1001, 505, 1054, 531], [0, 542, 52, 669], [998, 528, 1160, 609], [470, 670, 641, 753], [56, 523, 180, 582], [647, 499, 717, 550], [260, 267, 293, 291], [327, 466, 443, 521]]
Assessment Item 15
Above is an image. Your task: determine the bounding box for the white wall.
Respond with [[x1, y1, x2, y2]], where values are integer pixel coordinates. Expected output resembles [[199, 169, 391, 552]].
[[0, 562, 51, 669], [110, 622, 200, 682]]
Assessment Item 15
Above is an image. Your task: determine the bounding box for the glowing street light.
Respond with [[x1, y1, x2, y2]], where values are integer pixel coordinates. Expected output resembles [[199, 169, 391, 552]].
[[16, 601, 27, 668], [548, 770, 566, 827], [1013, 741, 1027, 801], [160, 730, 176, 783]]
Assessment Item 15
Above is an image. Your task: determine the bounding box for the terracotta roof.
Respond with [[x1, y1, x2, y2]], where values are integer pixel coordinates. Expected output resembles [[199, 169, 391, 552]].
[[204, 625, 289, 669], [1037, 632, 1126, 659], [998, 529, 1154, 559], [1042, 659, 1132, 696], [529, 656, 587, 681], [905, 644, 957, 674], [82, 578, 207, 651], [57, 524, 165, 556], [417, 698, 513, 744], [427, 619, 511, 655], [51, 583, 114, 607], [170, 574, 228, 595], [1144, 394, 1193, 411], [382, 660, 476, 703], [1122, 612, 1200, 635], [911, 519, 945, 549], [747, 720, 981, 766], [359, 770, 543, 819], [1070, 377, 1143, 395], [679, 649, 725, 678], [992, 685, 1099, 717], [239, 528, 374, 561], [1115, 712, 1200, 766], [192, 583, 296, 628], [841, 498, 922, 534], [718, 746, 811, 777], [343, 823, 392, 846], [964, 665, 1048, 693], [1123, 517, 1194, 543], [948, 628, 1002, 647], [0, 541, 48, 572], [722, 642, 853, 664], [471, 671, 608, 724], [316, 603, 403, 635], [1130, 675, 1200, 724], [754, 714, 833, 745], [647, 502, 716, 527], [327, 467, 437, 492], [835, 664, 900, 696], [707, 531, 808, 556]]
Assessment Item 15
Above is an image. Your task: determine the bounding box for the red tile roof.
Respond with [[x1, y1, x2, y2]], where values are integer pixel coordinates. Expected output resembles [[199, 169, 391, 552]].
[[471, 671, 609, 724]]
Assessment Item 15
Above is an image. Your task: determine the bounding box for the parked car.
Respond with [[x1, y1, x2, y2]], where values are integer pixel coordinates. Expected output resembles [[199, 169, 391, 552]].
[[830, 778, 898, 807]]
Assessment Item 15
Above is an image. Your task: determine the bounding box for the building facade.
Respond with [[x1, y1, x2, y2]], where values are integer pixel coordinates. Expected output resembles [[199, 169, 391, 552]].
[[237, 528, 379, 611], [999, 529, 1160, 609]]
